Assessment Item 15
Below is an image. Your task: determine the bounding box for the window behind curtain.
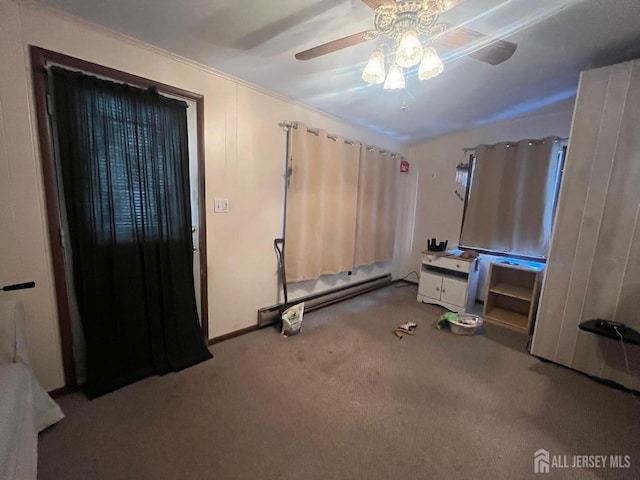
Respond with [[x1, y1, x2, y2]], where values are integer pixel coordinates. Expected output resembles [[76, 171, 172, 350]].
[[459, 137, 564, 259], [91, 97, 166, 239], [283, 123, 398, 282], [76, 85, 187, 243]]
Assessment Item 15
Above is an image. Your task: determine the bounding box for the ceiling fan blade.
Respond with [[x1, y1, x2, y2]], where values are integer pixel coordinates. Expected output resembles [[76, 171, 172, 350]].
[[437, 24, 518, 65], [361, 0, 396, 9], [295, 30, 377, 60]]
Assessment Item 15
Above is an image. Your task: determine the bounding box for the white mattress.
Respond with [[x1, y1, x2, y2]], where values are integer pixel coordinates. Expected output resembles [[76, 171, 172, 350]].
[[0, 299, 64, 480]]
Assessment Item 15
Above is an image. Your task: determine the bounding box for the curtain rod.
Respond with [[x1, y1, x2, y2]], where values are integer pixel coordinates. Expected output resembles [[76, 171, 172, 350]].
[[280, 121, 357, 147], [279, 121, 403, 158], [462, 137, 569, 153], [45, 63, 192, 108]]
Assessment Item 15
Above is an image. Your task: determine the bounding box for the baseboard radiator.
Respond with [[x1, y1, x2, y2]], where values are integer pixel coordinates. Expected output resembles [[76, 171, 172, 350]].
[[257, 274, 392, 328]]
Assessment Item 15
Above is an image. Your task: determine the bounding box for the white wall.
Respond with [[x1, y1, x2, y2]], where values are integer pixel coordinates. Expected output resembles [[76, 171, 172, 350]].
[[404, 101, 576, 289], [0, 0, 411, 391]]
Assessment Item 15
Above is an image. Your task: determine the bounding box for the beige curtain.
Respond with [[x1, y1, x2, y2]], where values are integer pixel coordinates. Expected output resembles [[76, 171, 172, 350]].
[[460, 137, 562, 257], [284, 123, 361, 282], [354, 148, 398, 267]]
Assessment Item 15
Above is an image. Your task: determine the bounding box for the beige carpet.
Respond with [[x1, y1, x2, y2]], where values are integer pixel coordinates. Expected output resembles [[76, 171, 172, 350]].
[[39, 285, 640, 479]]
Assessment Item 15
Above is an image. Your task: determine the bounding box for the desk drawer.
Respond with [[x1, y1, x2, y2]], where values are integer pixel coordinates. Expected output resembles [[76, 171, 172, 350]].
[[423, 256, 471, 273]]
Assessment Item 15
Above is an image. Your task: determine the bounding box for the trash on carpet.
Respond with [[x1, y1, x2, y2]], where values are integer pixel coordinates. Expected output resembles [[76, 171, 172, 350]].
[[393, 321, 417, 339], [281, 302, 304, 337], [436, 312, 459, 330], [437, 312, 483, 336]]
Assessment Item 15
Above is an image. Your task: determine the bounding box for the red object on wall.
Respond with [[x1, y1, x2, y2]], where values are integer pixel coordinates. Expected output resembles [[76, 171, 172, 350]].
[[400, 160, 410, 173]]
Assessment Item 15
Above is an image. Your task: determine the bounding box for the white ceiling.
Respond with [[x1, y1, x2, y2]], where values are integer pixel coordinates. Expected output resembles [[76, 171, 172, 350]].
[[34, 0, 640, 143]]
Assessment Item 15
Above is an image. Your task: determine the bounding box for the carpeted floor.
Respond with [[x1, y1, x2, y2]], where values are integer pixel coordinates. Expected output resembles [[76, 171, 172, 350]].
[[39, 285, 640, 480]]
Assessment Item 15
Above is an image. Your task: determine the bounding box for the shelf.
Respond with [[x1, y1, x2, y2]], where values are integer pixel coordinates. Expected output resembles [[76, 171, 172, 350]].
[[483, 307, 529, 332], [483, 262, 542, 333], [489, 283, 533, 301]]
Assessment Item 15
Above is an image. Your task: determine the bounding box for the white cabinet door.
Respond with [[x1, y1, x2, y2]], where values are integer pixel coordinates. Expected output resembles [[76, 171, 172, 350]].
[[441, 277, 467, 308], [419, 272, 442, 299]]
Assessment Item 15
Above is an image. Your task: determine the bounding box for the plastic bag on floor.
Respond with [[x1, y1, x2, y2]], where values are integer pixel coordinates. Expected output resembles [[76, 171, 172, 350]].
[[281, 302, 304, 337]]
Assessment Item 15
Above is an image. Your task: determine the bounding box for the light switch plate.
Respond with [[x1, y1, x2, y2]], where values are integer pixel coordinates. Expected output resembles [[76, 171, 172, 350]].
[[214, 198, 229, 213]]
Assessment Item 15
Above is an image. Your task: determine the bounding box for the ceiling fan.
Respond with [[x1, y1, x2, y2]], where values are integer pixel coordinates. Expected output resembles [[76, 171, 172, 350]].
[[294, 0, 518, 89]]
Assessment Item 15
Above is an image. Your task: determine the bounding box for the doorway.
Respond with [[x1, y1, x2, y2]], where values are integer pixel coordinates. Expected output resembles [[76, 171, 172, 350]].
[[30, 46, 209, 392]]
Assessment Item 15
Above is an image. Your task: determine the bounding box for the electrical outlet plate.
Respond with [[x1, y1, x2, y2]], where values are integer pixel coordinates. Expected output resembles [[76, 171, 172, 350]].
[[214, 198, 229, 213]]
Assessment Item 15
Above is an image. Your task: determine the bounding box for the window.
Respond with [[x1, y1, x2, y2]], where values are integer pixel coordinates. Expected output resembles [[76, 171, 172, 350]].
[[49, 72, 190, 244], [459, 138, 565, 259], [89, 96, 167, 239]]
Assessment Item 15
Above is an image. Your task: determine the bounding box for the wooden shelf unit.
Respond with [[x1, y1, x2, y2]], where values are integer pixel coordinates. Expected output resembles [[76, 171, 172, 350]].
[[483, 262, 543, 333], [488, 283, 533, 301]]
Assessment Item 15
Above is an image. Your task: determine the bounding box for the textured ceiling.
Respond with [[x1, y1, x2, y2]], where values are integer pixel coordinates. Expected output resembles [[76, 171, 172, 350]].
[[34, 0, 640, 143]]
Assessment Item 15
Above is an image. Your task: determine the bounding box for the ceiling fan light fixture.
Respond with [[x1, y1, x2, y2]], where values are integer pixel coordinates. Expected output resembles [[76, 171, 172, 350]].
[[384, 64, 405, 90], [441, 0, 464, 11], [362, 49, 386, 84], [395, 30, 423, 68], [418, 46, 444, 80]]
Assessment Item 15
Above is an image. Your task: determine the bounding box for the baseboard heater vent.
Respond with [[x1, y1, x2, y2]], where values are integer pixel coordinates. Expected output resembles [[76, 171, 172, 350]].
[[257, 274, 392, 328]]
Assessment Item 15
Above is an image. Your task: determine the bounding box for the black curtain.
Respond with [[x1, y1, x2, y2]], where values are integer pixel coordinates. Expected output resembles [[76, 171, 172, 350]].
[[50, 67, 211, 398]]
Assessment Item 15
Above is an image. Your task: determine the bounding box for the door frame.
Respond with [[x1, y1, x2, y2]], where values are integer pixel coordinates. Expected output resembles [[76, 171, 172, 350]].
[[30, 46, 209, 389]]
